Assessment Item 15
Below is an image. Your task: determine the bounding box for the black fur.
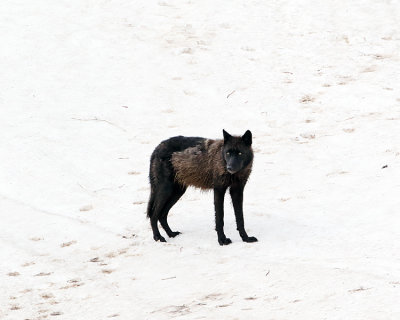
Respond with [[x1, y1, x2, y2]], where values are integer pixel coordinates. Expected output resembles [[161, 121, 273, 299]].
[[147, 130, 257, 245]]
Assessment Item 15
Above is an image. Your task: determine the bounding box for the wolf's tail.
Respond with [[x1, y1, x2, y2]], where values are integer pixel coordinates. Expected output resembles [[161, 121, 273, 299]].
[[147, 151, 158, 218], [146, 189, 155, 218]]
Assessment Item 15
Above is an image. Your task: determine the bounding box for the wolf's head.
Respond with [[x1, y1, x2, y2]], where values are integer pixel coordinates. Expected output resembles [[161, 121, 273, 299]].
[[222, 129, 253, 174]]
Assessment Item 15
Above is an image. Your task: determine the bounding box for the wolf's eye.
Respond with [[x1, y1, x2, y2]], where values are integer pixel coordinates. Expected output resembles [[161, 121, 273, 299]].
[[238, 152, 242, 156], [226, 152, 230, 155]]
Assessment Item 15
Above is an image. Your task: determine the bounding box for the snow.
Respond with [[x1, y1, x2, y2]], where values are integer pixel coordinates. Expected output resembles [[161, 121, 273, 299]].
[[1, 0, 400, 319]]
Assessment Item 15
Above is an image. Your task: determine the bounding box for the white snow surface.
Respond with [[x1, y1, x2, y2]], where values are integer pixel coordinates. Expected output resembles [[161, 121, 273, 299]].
[[1, 0, 400, 319]]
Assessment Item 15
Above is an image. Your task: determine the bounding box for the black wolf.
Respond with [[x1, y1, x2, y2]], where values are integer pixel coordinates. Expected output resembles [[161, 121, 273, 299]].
[[147, 129, 258, 245]]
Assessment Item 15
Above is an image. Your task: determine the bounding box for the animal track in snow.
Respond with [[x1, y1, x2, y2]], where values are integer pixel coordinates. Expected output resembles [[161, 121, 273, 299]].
[[60, 240, 77, 248], [40, 293, 55, 299], [10, 304, 21, 310], [79, 204, 93, 212], [361, 66, 377, 73], [299, 95, 316, 104], [21, 261, 35, 267], [101, 269, 115, 274], [133, 201, 145, 205], [34, 272, 52, 277], [30, 237, 43, 241]]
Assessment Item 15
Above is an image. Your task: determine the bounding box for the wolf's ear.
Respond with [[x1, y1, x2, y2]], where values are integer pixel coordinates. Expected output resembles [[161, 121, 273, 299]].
[[242, 130, 252, 146], [223, 129, 232, 143]]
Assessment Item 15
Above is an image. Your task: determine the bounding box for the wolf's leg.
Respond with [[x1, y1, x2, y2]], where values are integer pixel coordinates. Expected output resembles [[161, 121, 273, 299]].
[[151, 182, 175, 242], [159, 184, 186, 237], [230, 184, 258, 243], [214, 187, 231, 245]]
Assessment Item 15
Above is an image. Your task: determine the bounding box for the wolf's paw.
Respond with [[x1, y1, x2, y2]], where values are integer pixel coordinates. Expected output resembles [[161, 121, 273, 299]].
[[243, 236, 258, 243], [218, 237, 232, 246], [168, 231, 181, 238], [154, 235, 167, 242]]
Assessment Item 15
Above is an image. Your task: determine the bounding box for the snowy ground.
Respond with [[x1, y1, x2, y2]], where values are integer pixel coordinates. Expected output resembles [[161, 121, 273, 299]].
[[1, 0, 400, 319]]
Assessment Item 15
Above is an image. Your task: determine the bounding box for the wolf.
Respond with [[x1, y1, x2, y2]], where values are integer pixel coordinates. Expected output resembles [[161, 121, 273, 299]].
[[146, 129, 258, 245]]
